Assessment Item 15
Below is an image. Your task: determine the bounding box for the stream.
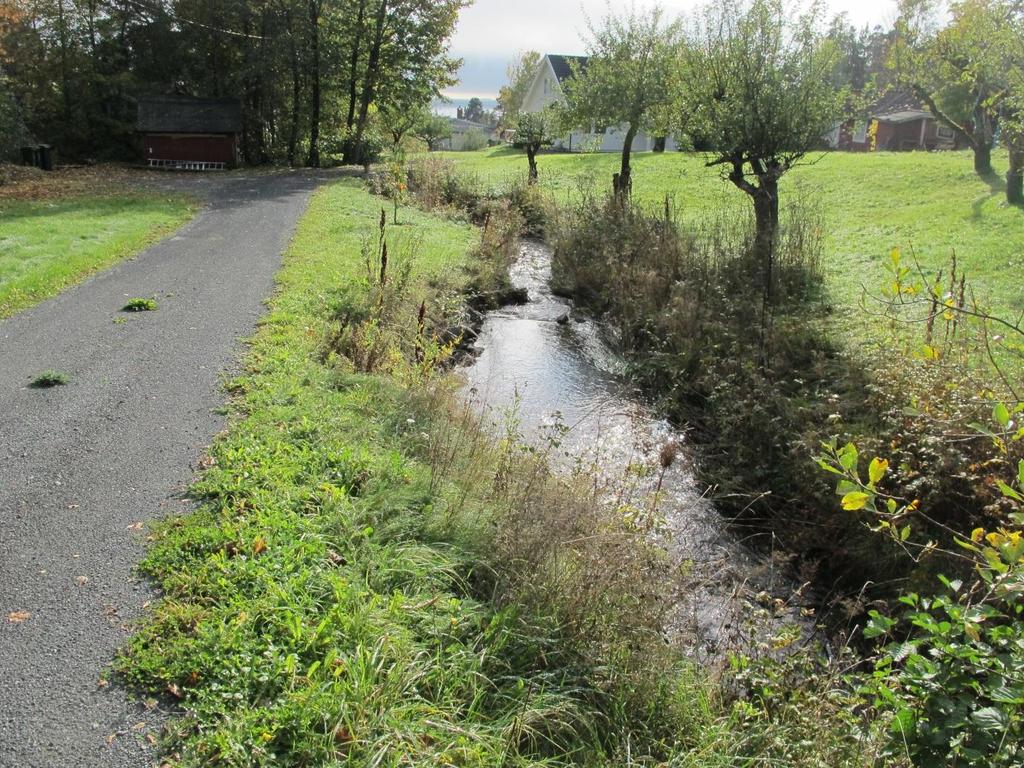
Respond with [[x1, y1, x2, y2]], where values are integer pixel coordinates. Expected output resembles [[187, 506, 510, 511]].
[[461, 240, 809, 658]]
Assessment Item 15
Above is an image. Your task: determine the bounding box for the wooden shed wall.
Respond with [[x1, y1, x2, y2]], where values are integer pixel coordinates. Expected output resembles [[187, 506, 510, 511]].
[[142, 134, 236, 164]]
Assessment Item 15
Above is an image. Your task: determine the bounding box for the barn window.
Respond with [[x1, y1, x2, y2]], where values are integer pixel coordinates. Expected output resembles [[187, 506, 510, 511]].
[[852, 120, 868, 143], [936, 124, 954, 140]]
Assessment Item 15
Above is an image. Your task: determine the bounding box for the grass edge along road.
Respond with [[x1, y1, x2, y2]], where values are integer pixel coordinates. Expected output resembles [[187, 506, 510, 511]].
[[0, 194, 195, 318], [116, 178, 882, 766]]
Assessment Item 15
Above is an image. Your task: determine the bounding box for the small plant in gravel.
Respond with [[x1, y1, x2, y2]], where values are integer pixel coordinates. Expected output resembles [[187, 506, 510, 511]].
[[122, 297, 157, 312], [30, 370, 69, 388]]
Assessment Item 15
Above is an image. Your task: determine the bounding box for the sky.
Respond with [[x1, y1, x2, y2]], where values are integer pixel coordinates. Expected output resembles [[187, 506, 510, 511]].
[[445, 0, 902, 99]]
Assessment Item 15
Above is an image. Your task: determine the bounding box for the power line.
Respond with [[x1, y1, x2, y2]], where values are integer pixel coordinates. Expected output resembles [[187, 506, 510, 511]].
[[101, 0, 271, 40]]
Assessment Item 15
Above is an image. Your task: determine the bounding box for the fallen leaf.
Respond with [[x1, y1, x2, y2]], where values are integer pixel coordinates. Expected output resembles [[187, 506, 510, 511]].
[[126, 522, 144, 531], [97, 678, 109, 689], [252, 537, 267, 555], [6, 610, 30, 623], [75, 575, 89, 586], [167, 683, 183, 699]]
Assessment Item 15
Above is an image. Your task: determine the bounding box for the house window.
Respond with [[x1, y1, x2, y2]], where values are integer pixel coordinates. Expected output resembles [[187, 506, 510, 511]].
[[936, 124, 954, 140], [543, 78, 550, 95], [852, 120, 868, 143]]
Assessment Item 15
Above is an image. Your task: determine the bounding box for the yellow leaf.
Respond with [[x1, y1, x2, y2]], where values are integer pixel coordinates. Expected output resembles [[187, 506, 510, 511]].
[[869, 457, 889, 485], [971, 527, 986, 542], [842, 491, 870, 511]]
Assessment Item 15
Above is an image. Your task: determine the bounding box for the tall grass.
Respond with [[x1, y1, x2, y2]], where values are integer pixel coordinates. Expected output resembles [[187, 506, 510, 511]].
[[116, 179, 891, 766]]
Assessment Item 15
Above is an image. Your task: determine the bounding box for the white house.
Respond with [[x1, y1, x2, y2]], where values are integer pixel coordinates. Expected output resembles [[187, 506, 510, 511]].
[[520, 53, 677, 153]]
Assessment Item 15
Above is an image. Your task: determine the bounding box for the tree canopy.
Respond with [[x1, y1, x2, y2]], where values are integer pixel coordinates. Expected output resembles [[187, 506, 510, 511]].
[[0, 0, 464, 165], [562, 5, 682, 195], [496, 50, 541, 128], [891, 0, 1021, 177]]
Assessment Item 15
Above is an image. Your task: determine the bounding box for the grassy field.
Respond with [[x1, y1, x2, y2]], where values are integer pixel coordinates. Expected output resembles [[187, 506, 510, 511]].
[[438, 147, 1023, 317], [0, 194, 194, 318], [118, 178, 876, 766]]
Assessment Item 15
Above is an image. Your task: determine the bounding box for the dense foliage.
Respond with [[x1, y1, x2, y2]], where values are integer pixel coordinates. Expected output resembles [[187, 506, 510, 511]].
[[0, 0, 463, 164]]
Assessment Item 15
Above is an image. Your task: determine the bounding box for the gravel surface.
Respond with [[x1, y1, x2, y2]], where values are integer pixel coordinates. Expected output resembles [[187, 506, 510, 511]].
[[0, 169, 334, 767]]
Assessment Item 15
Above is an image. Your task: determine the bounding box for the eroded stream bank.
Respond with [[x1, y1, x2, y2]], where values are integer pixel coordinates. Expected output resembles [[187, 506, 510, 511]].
[[461, 240, 810, 657]]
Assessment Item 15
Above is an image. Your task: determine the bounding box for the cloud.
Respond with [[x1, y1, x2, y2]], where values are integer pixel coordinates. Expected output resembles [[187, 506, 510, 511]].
[[446, 0, 900, 98], [450, 0, 899, 58]]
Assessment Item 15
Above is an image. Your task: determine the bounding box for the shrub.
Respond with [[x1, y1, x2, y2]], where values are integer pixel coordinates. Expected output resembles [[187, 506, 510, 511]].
[[818, 420, 1024, 767], [460, 128, 488, 152]]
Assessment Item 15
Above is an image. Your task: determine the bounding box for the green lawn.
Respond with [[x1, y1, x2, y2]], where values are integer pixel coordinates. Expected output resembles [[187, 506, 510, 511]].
[[438, 147, 1024, 316], [0, 194, 194, 318]]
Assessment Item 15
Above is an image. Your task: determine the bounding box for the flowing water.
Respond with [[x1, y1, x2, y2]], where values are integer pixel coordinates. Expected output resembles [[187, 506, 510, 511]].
[[461, 240, 809, 658]]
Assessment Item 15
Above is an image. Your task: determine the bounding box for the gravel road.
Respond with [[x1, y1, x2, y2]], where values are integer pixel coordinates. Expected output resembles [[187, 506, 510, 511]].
[[0, 169, 332, 767]]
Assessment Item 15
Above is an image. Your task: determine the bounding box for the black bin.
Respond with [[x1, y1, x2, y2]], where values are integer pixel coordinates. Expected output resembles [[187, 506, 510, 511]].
[[20, 144, 54, 171]]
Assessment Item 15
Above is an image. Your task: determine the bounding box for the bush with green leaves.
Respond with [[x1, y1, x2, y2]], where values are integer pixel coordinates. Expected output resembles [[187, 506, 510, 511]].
[[817, 414, 1024, 766]]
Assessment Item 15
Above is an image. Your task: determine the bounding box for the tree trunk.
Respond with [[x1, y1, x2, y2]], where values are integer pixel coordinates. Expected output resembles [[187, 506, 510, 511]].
[[973, 142, 993, 177], [526, 145, 538, 183], [751, 177, 779, 368], [344, 0, 367, 137], [613, 123, 637, 197], [306, 0, 321, 167], [285, 8, 301, 166], [56, 0, 72, 123], [752, 180, 779, 306], [1008, 149, 1024, 206], [348, 0, 388, 165]]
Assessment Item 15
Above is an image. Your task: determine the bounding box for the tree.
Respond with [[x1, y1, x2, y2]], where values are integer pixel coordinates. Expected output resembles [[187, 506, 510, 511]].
[[0, 0, 463, 166], [513, 109, 554, 183], [496, 50, 540, 127], [680, 0, 841, 343], [463, 96, 485, 122], [563, 5, 682, 197], [340, 0, 464, 165], [891, 0, 1019, 177], [1004, 67, 1024, 205], [0, 72, 25, 160], [415, 113, 451, 150]]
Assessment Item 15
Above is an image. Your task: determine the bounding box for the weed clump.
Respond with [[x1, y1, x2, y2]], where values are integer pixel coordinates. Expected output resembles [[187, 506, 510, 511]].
[[122, 297, 157, 312], [29, 370, 69, 388]]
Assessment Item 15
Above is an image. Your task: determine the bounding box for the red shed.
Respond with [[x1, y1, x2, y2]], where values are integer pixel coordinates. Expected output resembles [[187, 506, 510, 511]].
[[835, 89, 959, 153], [137, 95, 242, 170]]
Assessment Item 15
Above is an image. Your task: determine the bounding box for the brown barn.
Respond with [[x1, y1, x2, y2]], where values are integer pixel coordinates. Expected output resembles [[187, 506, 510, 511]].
[[835, 90, 959, 152], [137, 95, 241, 170]]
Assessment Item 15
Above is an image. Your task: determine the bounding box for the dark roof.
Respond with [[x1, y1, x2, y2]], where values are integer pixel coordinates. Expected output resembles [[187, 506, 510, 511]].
[[448, 117, 493, 132], [137, 95, 242, 134], [546, 54, 589, 84], [868, 89, 928, 120]]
